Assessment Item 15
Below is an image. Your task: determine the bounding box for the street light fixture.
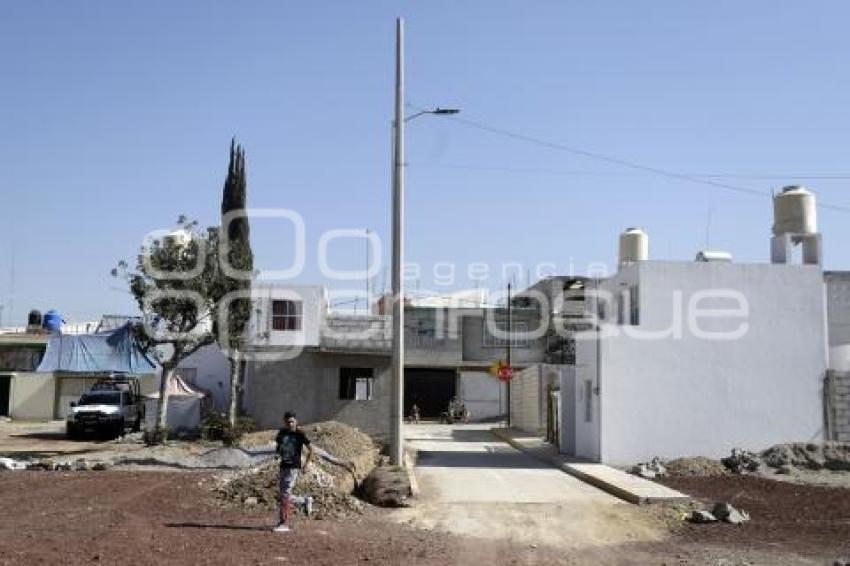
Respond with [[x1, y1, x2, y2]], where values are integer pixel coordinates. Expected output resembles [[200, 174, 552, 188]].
[[404, 107, 462, 123], [390, 18, 461, 466]]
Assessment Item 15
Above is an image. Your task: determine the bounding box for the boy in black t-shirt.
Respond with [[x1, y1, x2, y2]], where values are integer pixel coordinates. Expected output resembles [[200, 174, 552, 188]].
[[273, 411, 314, 532]]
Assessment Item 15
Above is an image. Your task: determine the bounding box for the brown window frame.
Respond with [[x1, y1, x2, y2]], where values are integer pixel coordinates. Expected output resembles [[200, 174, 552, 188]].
[[271, 300, 302, 331]]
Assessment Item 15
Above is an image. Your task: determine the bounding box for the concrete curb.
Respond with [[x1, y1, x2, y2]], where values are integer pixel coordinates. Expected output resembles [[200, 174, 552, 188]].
[[490, 427, 690, 505]]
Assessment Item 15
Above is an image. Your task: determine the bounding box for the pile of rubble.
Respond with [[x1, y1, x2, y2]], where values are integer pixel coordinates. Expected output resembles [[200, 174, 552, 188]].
[[721, 448, 761, 474], [217, 421, 381, 519], [1, 456, 110, 472], [632, 442, 850, 480], [632, 456, 728, 479], [761, 442, 850, 474], [665, 457, 728, 477]]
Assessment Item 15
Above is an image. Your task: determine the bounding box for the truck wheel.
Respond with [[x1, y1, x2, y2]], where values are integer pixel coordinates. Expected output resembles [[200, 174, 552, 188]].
[[114, 420, 125, 439]]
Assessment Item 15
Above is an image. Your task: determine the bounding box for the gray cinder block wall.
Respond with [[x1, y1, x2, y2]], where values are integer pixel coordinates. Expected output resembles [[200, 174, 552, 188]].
[[246, 351, 391, 439], [827, 371, 850, 442]]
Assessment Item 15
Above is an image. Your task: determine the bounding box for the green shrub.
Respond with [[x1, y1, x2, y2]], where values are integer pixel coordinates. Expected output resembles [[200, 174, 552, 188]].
[[143, 427, 169, 446], [202, 413, 256, 446]]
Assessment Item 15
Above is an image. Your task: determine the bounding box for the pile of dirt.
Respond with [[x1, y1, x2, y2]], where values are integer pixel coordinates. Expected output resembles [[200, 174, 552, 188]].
[[761, 442, 850, 472], [216, 460, 365, 518], [218, 421, 381, 518], [665, 457, 728, 477]]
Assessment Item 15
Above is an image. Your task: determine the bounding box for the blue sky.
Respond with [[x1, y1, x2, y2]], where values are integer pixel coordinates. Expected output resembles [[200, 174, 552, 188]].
[[2, 1, 850, 322]]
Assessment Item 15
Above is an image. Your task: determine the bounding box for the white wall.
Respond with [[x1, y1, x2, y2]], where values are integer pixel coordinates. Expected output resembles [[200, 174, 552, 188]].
[[572, 339, 601, 460], [510, 366, 542, 434], [177, 345, 231, 412], [9, 372, 55, 420], [247, 284, 326, 348], [458, 371, 505, 421], [590, 261, 828, 465]]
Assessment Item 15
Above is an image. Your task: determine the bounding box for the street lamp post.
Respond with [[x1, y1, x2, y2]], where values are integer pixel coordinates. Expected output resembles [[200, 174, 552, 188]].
[[390, 17, 460, 466], [390, 17, 406, 467]]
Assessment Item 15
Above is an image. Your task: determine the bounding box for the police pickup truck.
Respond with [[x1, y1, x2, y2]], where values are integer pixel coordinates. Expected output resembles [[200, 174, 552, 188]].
[[66, 377, 143, 439]]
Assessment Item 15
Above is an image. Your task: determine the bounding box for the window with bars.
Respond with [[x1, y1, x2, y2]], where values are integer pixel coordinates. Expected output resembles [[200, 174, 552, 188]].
[[339, 368, 374, 401], [271, 300, 302, 331]]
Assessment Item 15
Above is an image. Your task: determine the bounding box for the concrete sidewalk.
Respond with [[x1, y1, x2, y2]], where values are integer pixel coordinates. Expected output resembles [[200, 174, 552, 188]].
[[491, 427, 690, 505]]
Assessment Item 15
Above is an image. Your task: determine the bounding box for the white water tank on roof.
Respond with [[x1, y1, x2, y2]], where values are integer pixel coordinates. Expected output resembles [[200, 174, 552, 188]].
[[618, 227, 649, 264], [773, 186, 817, 235]]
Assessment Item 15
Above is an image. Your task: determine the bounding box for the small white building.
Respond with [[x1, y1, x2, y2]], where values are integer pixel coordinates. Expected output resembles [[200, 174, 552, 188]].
[[553, 186, 847, 464], [564, 261, 828, 464]]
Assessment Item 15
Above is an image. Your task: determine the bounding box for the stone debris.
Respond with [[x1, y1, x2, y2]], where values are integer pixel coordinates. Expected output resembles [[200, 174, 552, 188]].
[[721, 448, 761, 474], [761, 442, 850, 473], [688, 503, 750, 525], [712, 502, 750, 524], [631, 457, 667, 479], [688, 510, 718, 524], [0, 457, 27, 471], [665, 457, 728, 477]]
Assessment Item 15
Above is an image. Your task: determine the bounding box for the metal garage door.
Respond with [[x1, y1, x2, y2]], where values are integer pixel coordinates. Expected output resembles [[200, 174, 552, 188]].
[[56, 376, 99, 419]]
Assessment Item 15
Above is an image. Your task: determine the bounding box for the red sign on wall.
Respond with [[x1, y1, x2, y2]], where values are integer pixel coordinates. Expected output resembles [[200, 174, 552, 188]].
[[497, 366, 515, 382]]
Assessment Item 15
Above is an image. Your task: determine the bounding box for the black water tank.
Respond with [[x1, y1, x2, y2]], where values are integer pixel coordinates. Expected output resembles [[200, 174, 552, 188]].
[[28, 309, 42, 327]]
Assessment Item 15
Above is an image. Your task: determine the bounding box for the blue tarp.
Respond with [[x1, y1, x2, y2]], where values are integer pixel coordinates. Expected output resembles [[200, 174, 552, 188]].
[[36, 324, 158, 374]]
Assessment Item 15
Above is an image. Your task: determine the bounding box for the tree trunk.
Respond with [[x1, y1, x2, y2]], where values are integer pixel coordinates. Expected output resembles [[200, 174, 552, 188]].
[[154, 365, 176, 442], [237, 359, 246, 417], [228, 351, 240, 426]]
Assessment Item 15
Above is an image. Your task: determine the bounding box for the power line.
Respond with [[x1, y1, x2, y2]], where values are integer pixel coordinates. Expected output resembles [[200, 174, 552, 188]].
[[409, 105, 850, 213], [413, 162, 850, 181]]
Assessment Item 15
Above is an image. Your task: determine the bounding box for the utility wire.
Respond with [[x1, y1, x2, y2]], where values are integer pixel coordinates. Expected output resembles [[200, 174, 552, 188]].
[[413, 162, 850, 182], [408, 104, 850, 213]]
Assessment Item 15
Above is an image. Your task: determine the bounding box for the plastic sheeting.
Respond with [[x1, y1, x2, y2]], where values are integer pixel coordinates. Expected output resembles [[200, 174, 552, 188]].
[[36, 324, 157, 374], [144, 374, 206, 432], [144, 395, 202, 432]]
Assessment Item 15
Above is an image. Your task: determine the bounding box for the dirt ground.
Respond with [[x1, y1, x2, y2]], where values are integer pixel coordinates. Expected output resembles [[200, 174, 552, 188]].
[[3, 470, 850, 564], [0, 470, 569, 565], [659, 474, 850, 560]]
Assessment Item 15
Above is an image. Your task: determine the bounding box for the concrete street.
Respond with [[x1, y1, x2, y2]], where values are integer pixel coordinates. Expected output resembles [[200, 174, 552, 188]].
[[393, 424, 665, 553]]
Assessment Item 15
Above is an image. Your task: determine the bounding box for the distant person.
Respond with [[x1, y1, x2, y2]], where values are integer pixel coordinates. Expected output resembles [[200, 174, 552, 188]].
[[461, 404, 470, 423], [273, 411, 314, 533], [410, 403, 421, 423]]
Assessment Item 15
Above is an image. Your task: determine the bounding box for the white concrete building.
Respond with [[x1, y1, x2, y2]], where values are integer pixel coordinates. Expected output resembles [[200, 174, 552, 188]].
[[564, 261, 828, 464], [552, 186, 848, 464]]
